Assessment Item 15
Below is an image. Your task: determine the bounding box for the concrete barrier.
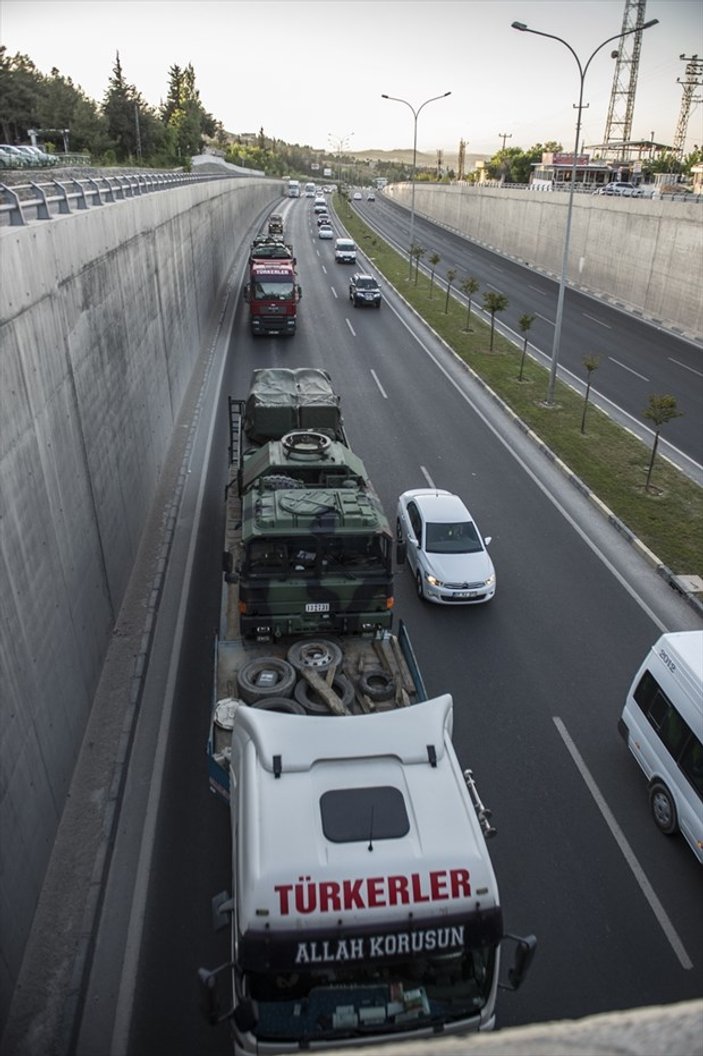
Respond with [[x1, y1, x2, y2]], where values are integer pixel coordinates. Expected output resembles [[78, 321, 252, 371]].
[[0, 176, 279, 1021], [385, 183, 703, 339]]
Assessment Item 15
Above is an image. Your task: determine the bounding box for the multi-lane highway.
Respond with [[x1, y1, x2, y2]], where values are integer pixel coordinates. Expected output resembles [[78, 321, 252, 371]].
[[351, 190, 703, 480], [62, 189, 703, 1055]]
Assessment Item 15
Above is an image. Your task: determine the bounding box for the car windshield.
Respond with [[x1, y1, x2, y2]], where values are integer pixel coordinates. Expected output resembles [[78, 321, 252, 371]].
[[425, 521, 482, 554], [356, 278, 377, 290]]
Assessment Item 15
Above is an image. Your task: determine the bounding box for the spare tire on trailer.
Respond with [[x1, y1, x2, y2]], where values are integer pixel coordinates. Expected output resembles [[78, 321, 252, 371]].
[[281, 431, 332, 459], [359, 668, 396, 703], [294, 673, 355, 714], [249, 697, 306, 714], [286, 639, 343, 674], [236, 657, 297, 705]]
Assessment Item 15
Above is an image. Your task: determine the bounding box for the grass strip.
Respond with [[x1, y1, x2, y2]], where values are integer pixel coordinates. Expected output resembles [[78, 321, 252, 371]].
[[335, 195, 702, 580]]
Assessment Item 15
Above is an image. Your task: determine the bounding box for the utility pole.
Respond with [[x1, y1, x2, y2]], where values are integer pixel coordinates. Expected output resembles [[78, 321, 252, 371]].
[[498, 132, 512, 151], [673, 54, 703, 157]]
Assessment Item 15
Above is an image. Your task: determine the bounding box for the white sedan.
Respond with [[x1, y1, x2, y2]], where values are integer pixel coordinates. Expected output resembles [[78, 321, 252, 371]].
[[396, 489, 496, 604]]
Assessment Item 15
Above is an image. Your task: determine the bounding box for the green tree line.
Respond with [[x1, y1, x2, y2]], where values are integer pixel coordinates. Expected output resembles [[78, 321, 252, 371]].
[[1, 44, 700, 179]]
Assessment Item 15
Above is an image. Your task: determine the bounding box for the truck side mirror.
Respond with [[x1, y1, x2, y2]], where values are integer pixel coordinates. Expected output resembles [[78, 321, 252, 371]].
[[297, 285, 302, 301], [499, 934, 537, 991], [243, 285, 250, 302], [396, 541, 407, 565]]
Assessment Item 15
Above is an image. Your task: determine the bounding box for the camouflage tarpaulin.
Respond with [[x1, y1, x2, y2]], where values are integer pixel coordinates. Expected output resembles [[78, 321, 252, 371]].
[[244, 368, 344, 444]]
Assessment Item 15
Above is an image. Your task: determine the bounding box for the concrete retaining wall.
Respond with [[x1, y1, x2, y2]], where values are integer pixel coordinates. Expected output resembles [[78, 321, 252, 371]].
[[0, 176, 279, 1016], [385, 183, 703, 339]]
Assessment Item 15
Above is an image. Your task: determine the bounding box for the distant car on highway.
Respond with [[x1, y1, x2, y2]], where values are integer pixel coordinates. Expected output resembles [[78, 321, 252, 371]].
[[334, 238, 357, 263], [318, 224, 334, 240], [352, 191, 362, 200], [349, 273, 381, 308], [366, 191, 375, 201]]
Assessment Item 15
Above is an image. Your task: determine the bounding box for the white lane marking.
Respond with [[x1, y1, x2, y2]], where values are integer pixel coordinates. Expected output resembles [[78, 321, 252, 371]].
[[609, 357, 649, 381], [553, 717, 693, 971], [583, 312, 611, 328], [421, 466, 435, 487], [331, 286, 338, 299], [535, 313, 554, 325], [345, 318, 356, 336], [529, 285, 547, 296], [669, 357, 703, 377], [370, 370, 388, 398]]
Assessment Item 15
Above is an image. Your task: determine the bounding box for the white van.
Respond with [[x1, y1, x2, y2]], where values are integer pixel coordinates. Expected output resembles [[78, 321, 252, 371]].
[[618, 631, 703, 862], [334, 238, 356, 264]]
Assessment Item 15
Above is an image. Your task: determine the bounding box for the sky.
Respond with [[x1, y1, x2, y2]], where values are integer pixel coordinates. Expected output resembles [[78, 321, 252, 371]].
[[2, 0, 703, 157]]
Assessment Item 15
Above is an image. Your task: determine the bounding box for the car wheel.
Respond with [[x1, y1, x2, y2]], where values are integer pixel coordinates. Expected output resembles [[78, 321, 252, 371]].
[[416, 572, 426, 601], [376, 301, 381, 309], [649, 782, 678, 835]]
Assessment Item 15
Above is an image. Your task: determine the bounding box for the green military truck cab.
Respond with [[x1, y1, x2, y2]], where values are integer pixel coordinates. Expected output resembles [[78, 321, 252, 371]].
[[225, 369, 394, 641]]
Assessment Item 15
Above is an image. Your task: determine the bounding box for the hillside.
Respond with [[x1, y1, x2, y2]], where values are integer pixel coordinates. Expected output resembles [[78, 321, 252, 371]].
[[346, 147, 489, 170]]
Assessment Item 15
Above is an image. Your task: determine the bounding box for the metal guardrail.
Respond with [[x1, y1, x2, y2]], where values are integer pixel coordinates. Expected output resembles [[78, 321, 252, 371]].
[[0, 170, 249, 227]]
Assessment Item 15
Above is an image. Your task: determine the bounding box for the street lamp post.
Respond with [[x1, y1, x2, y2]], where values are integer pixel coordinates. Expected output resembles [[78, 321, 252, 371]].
[[328, 131, 354, 187], [381, 91, 451, 278], [511, 18, 658, 405]]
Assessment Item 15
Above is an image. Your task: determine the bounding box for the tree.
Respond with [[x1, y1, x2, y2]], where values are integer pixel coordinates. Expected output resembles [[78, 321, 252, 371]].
[[518, 313, 536, 380], [412, 245, 425, 285], [580, 355, 600, 433], [102, 52, 140, 160], [482, 291, 509, 350], [428, 252, 440, 298], [643, 395, 683, 491], [161, 63, 215, 160], [460, 277, 480, 331], [444, 268, 456, 313]]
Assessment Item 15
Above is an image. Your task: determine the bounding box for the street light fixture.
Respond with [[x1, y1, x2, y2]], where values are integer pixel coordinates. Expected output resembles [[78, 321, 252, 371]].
[[328, 131, 354, 184], [381, 91, 451, 278], [511, 18, 658, 404]]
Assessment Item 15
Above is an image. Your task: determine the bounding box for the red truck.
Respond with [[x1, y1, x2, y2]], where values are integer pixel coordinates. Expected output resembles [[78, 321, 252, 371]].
[[244, 239, 302, 336]]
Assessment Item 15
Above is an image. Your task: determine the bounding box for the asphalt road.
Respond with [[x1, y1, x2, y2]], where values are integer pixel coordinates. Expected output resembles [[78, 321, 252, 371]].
[[67, 191, 703, 1056], [350, 191, 703, 480]]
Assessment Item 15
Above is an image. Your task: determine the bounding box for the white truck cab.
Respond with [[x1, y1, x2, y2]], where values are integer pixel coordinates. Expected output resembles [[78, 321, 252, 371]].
[[202, 693, 535, 1053]]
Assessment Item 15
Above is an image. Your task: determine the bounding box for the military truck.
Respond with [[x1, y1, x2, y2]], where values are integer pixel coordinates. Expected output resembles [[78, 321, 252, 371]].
[[225, 368, 394, 640], [198, 368, 536, 1053]]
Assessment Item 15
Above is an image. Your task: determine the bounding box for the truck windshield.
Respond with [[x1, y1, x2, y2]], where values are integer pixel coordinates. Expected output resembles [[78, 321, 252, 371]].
[[245, 535, 390, 577], [253, 281, 295, 300], [243, 947, 495, 1043]]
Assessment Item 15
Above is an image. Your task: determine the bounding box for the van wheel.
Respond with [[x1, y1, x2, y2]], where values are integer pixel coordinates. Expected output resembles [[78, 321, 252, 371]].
[[649, 781, 678, 835]]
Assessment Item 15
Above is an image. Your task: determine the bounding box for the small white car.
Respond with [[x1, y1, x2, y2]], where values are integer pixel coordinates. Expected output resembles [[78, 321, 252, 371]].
[[352, 191, 363, 200], [318, 224, 334, 240], [396, 489, 496, 604]]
